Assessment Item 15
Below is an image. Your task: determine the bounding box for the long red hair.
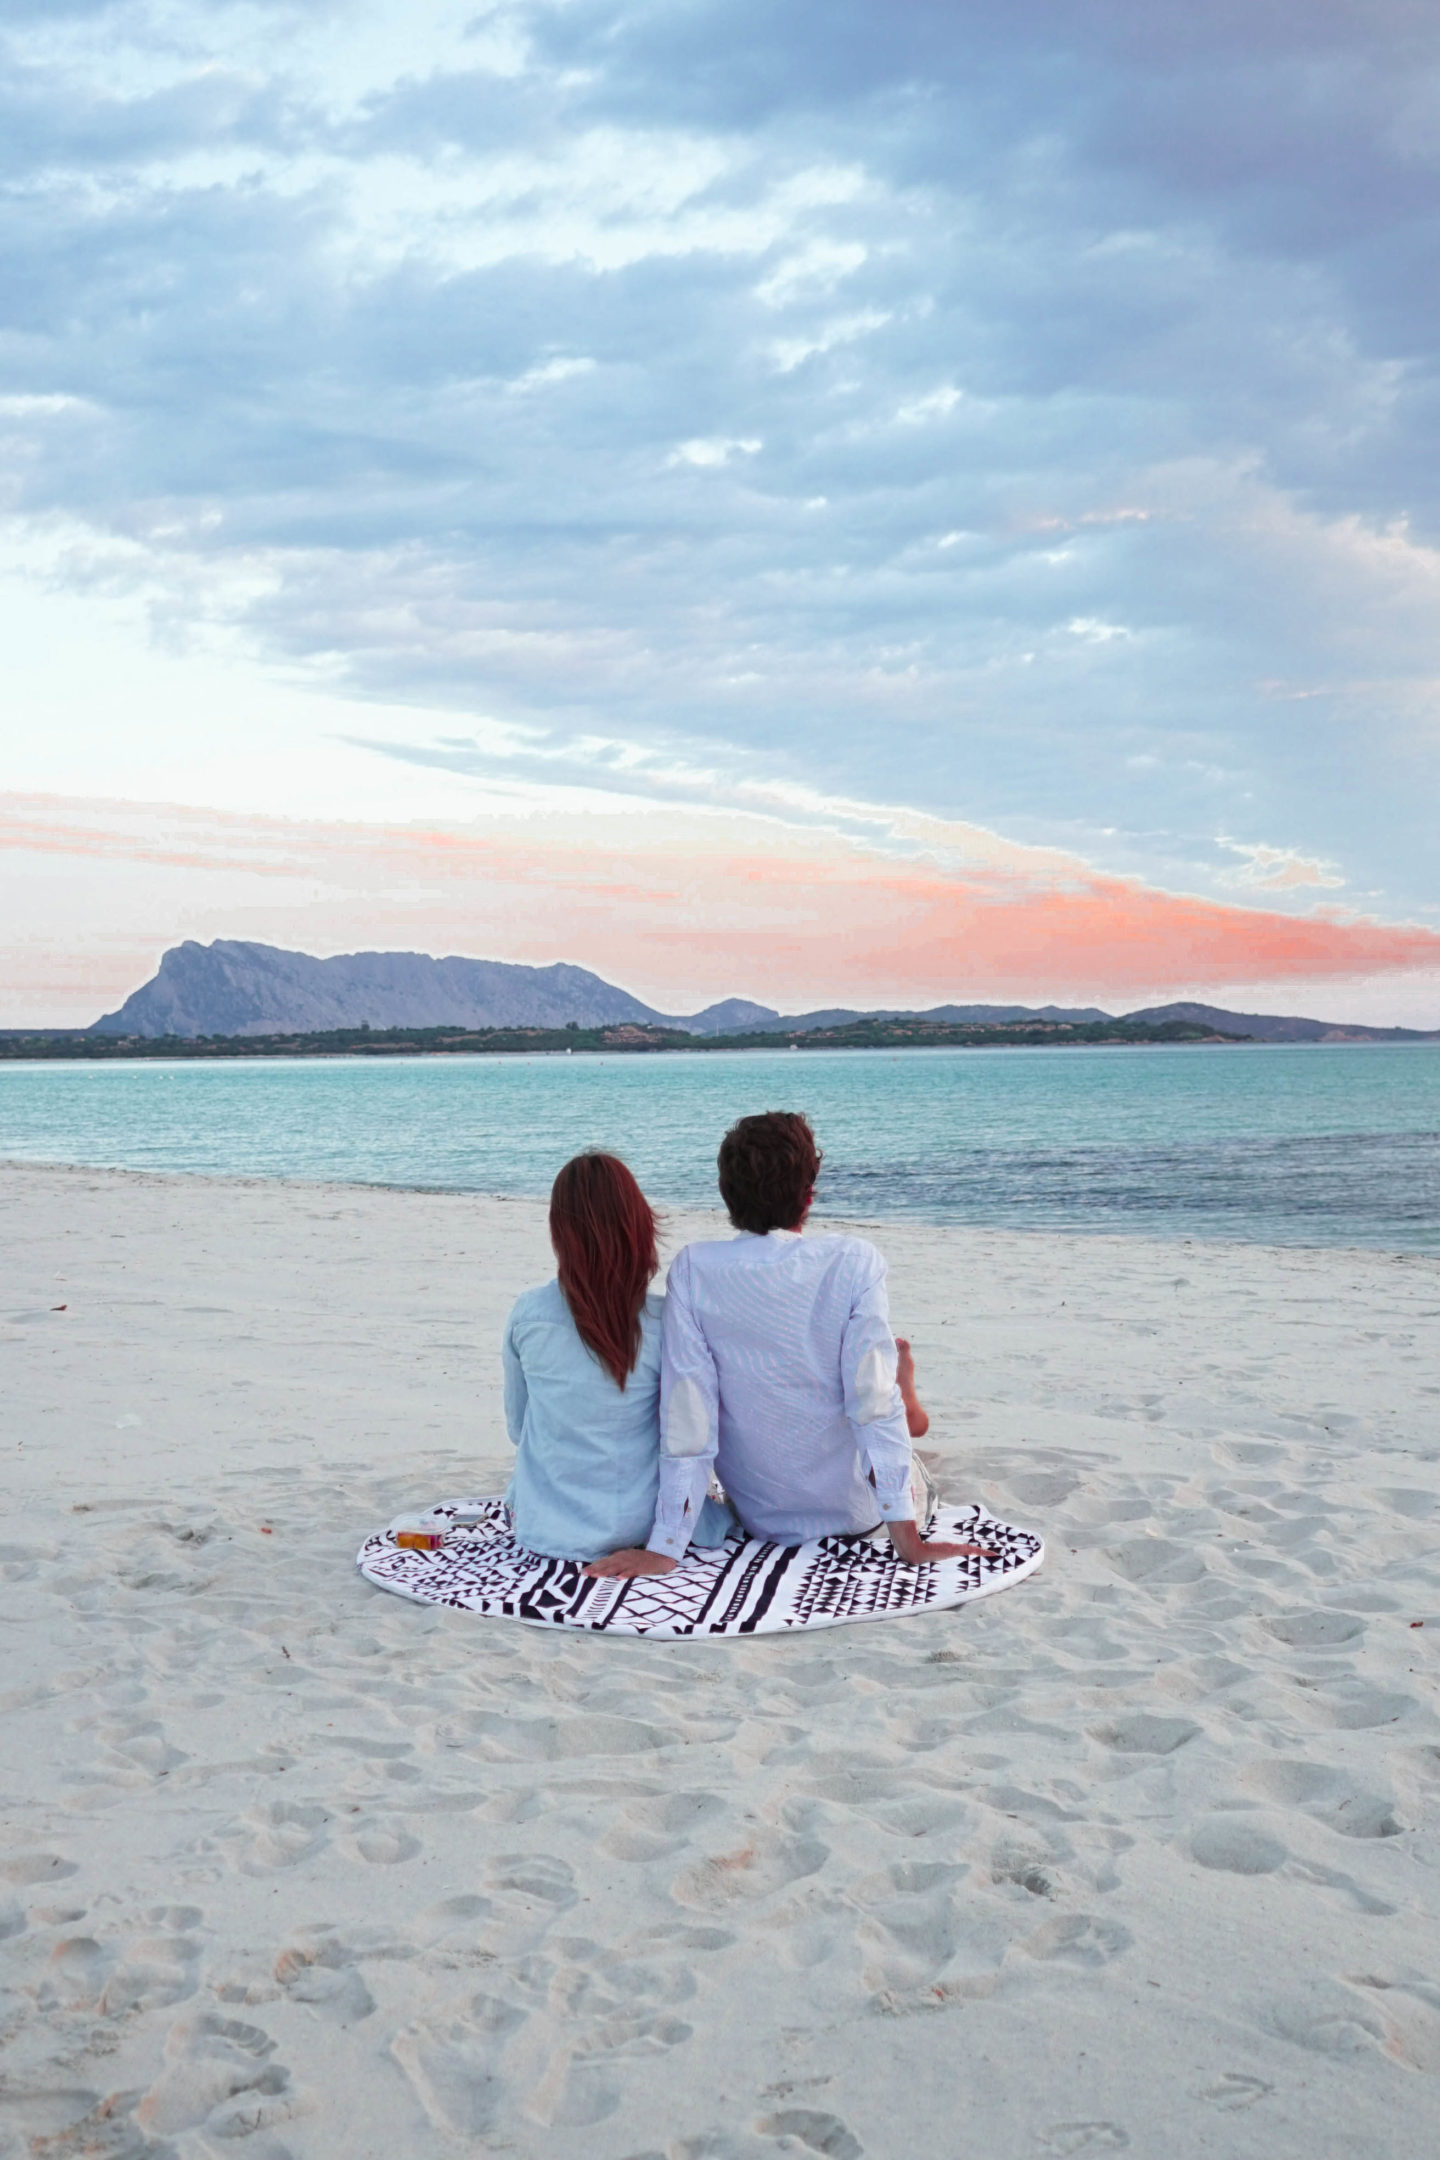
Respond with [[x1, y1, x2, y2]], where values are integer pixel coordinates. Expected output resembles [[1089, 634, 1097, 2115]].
[[549, 1152, 659, 1388]]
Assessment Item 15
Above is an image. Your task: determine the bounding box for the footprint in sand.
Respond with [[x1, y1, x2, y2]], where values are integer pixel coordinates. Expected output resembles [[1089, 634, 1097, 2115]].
[[1197, 2072, 1273, 2110], [1019, 1913, 1132, 1967], [1089, 1713, 1200, 1757], [461, 1709, 671, 1762], [865, 1858, 966, 1900], [527, 2050, 622, 2130], [1263, 1609, 1366, 1649], [1287, 1857, 1396, 1917], [1260, 1973, 1440, 2069], [671, 1833, 828, 1913], [229, 1799, 329, 1874], [1190, 1817, 1287, 1876], [458, 1853, 580, 1957], [1036, 2126, 1130, 2155], [273, 1935, 376, 2024], [392, 2018, 510, 2137], [1344, 1975, 1440, 2073], [99, 1917, 201, 2013], [5, 2088, 171, 2159], [756, 2107, 864, 2158], [1379, 1487, 1436, 1519], [485, 1852, 578, 1907], [1312, 1686, 1416, 1731], [1, 1852, 78, 1887], [599, 1789, 727, 1862], [1005, 1470, 1080, 1508], [92, 1719, 189, 1785], [1237, 1759, 1350, 1806], [1265, 1984, 1386, 2061], [525, 1999, 694, 2128], [1313, 1794, 1405, 1840], [37, 1936, 111, 2010], [1234, 1760, 1405, 1840], [414, 1892, 491, 1948], [990, 1836, 1066, 1900], [340, 1817, 421, 1865], [1105, 1538, 1206, 1586], [136, 2011, 293, 2138]]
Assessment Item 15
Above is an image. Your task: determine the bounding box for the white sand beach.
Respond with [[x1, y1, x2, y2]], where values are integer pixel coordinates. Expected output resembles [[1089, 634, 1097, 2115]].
[[3, 1160, 1438, 2160]]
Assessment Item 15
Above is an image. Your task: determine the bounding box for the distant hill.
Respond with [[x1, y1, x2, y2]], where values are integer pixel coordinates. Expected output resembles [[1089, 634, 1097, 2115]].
[[1127, 1001, 1440, 1044], [682, 998, 782, 1034], [86, 940, 1440, 1042], [92, 941, 666, 1038], [740, 1002, 1112, 1032], [90, 943, 794, 1040]]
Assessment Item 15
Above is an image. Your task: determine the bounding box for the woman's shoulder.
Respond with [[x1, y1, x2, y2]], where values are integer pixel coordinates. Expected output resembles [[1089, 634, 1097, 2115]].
[[507, 1279, 568, 1326]]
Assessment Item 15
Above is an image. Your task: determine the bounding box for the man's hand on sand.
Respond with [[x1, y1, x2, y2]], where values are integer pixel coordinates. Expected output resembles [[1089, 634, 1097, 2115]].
[[886, 1518, 999, 1566], [582, 1548, 678, 1579]]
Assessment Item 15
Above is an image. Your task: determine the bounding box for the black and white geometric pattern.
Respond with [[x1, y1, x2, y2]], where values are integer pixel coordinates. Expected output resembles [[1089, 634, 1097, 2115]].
[[356, 1498, 1044, 1638]]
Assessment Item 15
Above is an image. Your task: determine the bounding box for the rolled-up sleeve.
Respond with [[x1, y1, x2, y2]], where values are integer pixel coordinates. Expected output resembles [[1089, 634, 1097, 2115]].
[[840, 1250, 913, 1522], [648, 1249, 718, 1560], [502, 1309, 528, 1447]]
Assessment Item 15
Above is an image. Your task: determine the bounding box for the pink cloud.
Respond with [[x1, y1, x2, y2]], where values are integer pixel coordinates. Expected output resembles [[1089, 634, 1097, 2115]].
[[4, 790, 1439, 1024]]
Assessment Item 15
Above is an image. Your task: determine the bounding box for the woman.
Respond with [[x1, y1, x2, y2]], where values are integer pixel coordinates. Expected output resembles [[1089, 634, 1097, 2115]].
[[502, 1151, 668, 1562]]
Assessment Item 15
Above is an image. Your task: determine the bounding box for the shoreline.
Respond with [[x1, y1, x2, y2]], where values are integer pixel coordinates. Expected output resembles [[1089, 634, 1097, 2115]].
[[4, 1152, 1438, 1260], [7, 1037, 1440, 1065]]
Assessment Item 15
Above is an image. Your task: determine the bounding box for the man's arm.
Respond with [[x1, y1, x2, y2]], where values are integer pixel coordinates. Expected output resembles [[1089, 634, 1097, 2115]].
[[583, 1250, 718, 1579], [841, 1252, 995, 1565], [839, 1250, 914, 1524]]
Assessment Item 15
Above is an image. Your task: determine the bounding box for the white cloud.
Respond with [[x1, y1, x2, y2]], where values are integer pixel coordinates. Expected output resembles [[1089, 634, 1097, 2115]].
[[767, 308, 893, 372], [1217, 839, 1347, 892], [895, 384, 964, 424], [665, 437, 762, 468], [0, 0, 1437, 957]]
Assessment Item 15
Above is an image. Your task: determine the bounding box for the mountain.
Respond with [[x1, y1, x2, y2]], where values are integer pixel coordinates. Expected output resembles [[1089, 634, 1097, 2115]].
[[88, 941, 1440, 1042], [1126, 1002, 1440, 1044], [741, 1002, 1112, 1032], [681, 999, 782, 1034], [92, 941, 667, 1038]]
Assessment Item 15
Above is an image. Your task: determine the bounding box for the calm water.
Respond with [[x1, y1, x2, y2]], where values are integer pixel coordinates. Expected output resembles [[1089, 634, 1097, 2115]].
[[2, 1045, 1437, 1248]]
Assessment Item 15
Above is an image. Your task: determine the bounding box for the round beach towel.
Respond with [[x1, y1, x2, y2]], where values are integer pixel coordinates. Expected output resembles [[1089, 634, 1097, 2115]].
[[357, 1498, 1044, 1640]]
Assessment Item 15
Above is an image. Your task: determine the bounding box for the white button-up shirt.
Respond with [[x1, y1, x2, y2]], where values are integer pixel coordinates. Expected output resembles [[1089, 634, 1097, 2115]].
[[646, 1228, 915, 1559]]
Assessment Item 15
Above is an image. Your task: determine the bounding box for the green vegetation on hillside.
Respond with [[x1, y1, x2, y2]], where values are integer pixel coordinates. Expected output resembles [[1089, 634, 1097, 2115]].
[[0, 1016, 1244, 1060]]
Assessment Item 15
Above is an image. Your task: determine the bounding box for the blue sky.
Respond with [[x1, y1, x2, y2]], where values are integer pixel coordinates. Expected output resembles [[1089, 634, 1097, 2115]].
[[3, 0, 1439, 1022]]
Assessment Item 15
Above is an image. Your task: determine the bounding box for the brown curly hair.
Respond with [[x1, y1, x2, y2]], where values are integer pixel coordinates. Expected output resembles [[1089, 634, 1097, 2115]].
[[717, 1110, 823, 1235]]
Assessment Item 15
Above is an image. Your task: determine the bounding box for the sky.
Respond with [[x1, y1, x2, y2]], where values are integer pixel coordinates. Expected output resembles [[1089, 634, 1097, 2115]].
[[3, 0, 1440, 1026]]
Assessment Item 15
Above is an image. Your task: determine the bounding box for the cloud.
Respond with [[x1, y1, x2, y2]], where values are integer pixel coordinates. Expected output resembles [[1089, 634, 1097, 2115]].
[[5, 788, 1439, 1028], [1217, 838, 1346, 891], [666, 436, 762, 468], [0, 0, 1438, 1009]]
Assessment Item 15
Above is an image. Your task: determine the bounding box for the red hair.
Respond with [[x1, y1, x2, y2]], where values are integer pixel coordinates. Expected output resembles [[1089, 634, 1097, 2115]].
[[549, 1152, 659, 1388]]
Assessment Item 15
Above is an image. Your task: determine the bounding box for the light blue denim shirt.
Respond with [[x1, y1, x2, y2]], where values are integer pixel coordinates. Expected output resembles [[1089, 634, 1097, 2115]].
[[502, 1280, 664, 1561]]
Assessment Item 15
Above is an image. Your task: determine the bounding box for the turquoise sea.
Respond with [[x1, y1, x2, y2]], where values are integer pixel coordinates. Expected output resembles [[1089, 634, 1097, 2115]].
[[3, 1043, 1438, 1248]]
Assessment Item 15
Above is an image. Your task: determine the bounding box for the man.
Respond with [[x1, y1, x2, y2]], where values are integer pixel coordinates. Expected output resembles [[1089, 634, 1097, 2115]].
[[585, 1110, 990, 1579]]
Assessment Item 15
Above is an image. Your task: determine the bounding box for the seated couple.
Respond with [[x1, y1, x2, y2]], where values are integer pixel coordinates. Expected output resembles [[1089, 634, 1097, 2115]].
[[502, 1110, 988, 1575]]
